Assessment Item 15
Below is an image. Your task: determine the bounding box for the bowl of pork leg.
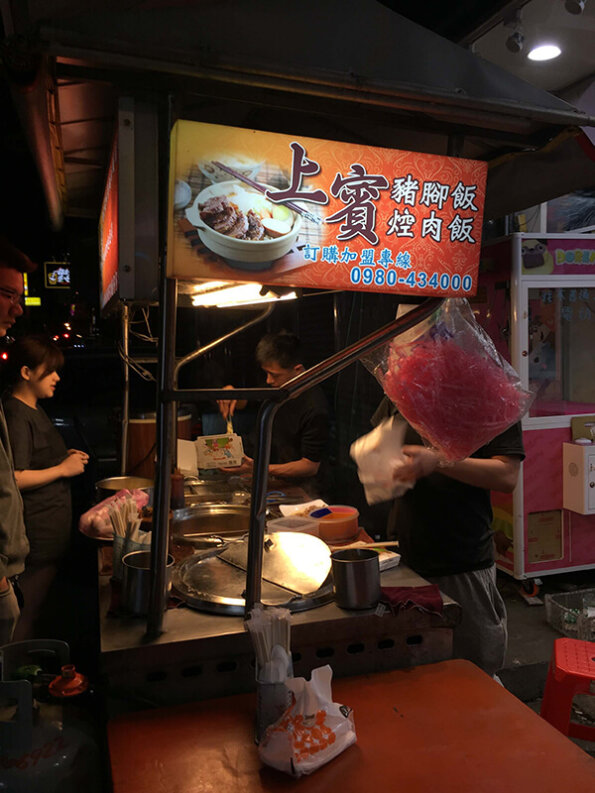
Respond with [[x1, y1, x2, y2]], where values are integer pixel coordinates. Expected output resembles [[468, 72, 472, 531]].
[[185, 180, 301, 270]]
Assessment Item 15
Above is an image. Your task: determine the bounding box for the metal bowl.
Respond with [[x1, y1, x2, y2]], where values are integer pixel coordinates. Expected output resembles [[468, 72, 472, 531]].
[[95, 476, 154, 502], [183, 476, 247, 507], [171, 503, 251, 543]]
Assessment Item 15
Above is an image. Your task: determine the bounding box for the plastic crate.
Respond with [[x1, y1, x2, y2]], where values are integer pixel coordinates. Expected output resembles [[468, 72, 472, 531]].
[[544, 588, 595, 641]]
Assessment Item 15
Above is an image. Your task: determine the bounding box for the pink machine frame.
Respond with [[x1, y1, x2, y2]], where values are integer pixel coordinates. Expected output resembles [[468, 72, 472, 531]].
[[479, 233, 595, 581]]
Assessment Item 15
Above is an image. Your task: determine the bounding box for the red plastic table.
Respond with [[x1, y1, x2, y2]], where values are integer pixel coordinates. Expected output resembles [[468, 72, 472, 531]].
[[108, 659, 595, 793]]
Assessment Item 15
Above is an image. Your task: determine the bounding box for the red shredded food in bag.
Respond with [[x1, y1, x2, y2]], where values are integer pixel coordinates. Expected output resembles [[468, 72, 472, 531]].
[[382, 337, 527, 461]]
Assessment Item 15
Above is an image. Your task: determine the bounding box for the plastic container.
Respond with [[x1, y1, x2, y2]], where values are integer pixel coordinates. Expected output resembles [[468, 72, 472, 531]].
[[266, 516, 319, 536], [311, 505, 359, 543], [255, 681, 291, 744], [545, 588, 595, 640]]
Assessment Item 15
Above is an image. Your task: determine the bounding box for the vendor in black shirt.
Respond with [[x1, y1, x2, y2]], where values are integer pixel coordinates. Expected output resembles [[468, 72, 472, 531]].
[[218, 331, 329, 497], [373, 397, 525, 678]]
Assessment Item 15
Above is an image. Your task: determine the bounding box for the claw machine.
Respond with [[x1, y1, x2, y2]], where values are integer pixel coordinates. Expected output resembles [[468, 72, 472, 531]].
[[477, 232, 595, 586]]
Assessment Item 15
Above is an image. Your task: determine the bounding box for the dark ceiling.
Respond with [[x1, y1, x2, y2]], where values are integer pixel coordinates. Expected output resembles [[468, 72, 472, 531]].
[[0, 0, 581, 259], [0, 54, 57, 259], [0, 0, 516, 247], [378, 0, 523, 42]]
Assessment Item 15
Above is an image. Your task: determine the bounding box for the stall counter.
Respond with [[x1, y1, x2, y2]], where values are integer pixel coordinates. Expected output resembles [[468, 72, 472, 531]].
[[108, 658, 595, 793], [99, 563, 460, 707]]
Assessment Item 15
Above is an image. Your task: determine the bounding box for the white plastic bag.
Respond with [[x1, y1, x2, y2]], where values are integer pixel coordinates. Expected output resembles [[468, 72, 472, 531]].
[[350, 416, 413, 504], [258, 665, 356, 777]]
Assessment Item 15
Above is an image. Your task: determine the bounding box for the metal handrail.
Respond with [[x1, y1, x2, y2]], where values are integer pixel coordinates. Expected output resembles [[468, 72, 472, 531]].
[[243, 296, 443, 612], [173, 303, 274, 386], [148, 294, 443, 634]]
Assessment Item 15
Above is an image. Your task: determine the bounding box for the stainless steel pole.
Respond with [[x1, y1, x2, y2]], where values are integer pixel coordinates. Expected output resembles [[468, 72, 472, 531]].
[[120, 301, 130, 475], [147, 278, 177, 638], [244, 398, 280, 612], [146, 93, 176, 639]]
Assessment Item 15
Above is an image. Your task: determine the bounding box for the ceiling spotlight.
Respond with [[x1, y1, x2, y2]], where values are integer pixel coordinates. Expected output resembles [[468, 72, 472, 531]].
[[528, 44, 562, 61], [506, 30, 525, 53], [503, 9, 524, 54], [564, 0, 585, 14]]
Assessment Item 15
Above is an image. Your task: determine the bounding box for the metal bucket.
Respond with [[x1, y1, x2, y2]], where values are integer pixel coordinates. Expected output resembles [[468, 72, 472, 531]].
[[126, 411, 192, 479], [121, 550, 174, 616], [331, 548, 381, 610], [95, 476, 154, 502]]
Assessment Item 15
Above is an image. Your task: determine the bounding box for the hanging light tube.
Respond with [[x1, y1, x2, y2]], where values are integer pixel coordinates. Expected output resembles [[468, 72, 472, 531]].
[[191, 281, 297, 308]]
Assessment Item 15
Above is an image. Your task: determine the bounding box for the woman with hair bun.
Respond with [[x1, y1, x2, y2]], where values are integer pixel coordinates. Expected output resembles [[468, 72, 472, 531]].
[[2, 335, 88, 639]]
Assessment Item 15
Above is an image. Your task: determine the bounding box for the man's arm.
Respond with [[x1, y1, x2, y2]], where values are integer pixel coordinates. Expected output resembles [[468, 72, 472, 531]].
[[221, 455, 320, 479], [217, 385, 247, 420], [269, 457, 320, 479], [394, 445, 521, 493]]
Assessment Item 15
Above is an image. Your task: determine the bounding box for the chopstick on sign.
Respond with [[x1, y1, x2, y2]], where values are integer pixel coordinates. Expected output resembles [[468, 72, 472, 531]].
[[211, 161, 323, 225]]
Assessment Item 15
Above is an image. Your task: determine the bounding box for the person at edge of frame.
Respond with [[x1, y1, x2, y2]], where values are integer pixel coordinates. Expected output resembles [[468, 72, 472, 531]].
[[0, 236, 36, 645]]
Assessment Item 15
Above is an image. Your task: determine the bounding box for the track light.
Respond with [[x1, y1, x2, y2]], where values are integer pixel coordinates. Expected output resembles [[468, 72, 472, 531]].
[[503, 9, 524, 54], [506, 30, 525, 53], [564, 0, 585, 14]]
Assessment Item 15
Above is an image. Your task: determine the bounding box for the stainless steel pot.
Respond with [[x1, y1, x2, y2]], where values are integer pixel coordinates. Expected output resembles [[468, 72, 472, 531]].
[[95, 476, 154, 502]]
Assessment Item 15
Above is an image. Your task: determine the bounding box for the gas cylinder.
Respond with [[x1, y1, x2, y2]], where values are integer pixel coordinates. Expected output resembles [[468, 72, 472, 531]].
[[0, 640, 102, 793]]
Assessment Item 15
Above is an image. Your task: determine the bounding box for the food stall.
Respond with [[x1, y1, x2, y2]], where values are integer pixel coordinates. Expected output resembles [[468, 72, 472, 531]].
[[476, 233, 595, 589], [4, 2, 595, 782], [92, 108, 493, 681], [100, 121, 480, 700]]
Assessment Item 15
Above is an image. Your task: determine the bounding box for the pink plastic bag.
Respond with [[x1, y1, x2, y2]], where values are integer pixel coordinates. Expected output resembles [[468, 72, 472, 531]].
[[361, 299, 533, 461], [78, 489, 149, 539]]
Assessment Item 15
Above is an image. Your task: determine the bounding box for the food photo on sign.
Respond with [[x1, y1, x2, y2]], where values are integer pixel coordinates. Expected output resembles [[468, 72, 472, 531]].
[[167, 121, 487, 297]]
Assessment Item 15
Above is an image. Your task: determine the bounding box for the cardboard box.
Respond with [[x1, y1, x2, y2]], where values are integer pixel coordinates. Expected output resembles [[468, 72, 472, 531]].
[[178, 434, 245, 475], [195, 433, 244, 470]]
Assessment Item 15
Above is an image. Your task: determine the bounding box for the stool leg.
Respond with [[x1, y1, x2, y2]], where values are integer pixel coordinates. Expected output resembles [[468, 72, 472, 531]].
[[568, 722, 595, 743], [540, 662, 576, 736]]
